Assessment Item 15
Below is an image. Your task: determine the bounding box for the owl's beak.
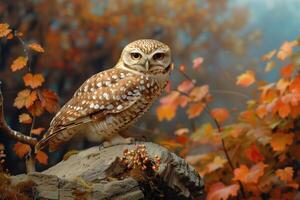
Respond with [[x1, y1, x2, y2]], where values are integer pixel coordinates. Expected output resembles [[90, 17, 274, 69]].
[[145, 60, 150, 71]]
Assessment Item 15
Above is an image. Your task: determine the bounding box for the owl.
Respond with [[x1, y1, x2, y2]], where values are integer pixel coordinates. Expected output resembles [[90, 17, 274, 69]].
[[35, 39, 172, 152]]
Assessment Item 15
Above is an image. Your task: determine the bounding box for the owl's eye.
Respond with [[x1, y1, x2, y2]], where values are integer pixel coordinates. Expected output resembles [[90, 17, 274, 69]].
[[130, 52, 142, 60], [152, 53, 165, 60]]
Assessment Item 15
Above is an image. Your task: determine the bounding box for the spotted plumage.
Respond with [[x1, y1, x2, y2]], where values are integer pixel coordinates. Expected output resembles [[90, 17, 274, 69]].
[[35, 39, 172, 152]]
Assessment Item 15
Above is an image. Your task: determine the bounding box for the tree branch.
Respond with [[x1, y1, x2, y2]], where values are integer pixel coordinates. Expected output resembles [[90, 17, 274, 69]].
[[0, 82, 37, 146]]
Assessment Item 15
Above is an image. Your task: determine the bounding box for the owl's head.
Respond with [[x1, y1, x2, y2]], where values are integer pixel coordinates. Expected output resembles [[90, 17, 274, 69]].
[[119, 39, 172, 75]]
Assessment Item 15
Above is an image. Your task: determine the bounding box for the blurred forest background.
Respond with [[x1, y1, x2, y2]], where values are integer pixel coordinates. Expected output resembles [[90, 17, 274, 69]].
[[1, 0, 300, 195]]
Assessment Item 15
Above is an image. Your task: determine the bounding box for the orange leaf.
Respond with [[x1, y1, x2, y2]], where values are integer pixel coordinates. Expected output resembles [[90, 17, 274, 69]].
[[256, 105, 267, 118], [270, 132, 294, 152], [156, 104, 177, 121], [275, 167, 294, 182], [35, 151, 48, 165], [233, 162, 268, 184], [245, 143, 265, 163], [280, 64, 293, 79], [193, 57, 204, 70], [28, 43, 45, 53], [13, 142, 31, 158], [236, 70, 256, 87], [23, 73, 45, 89], [31, 127, 45, 135], [0, 23, 12, 38], [177, 80, 194, 93], [14, 89, 37, 109], [18, 113, 32, 124], [207, 182, 239, 200], [261, 49, 276, 61], [187, 101, 205, 119], [277, 41, 298, 61], [264, 61, 276, 73], [211, 108, 230, 123], [11, 56, 28, 72], [189, 85, 209, 101], [28, 100, 45, 116], [38, 89, 59, 113]]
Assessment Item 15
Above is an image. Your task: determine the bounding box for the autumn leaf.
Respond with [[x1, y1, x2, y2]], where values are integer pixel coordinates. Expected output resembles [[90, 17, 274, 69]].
[[11, 56, 28, 72], [13, 142, 31, 158], [233, 162, 268, 184], [275, 167, 294, 182], [31, 127, 45, 135], [38, 89, 59, 113], [280, 64, 293, 79], [28, 43, 45, 53], [156, 104, 177, 121], [236, 70, 256, 87], [261, 49, 276, 61], [187, 101, 205, 118], [207, 182, 239, 200], [270, 132, 294, 152], [14, 89, 37, 109], [189, 85, 209, 101], [28, 100, 45, 117], [23, 73, 45, 89], [264, 61, 276, 73], [177, 80, 194, 93], [277, 41, 298, 61], [245, 143, 265, 163], [35, 151, 48, 165], [211, 108, 230, 123], [193, 57, 204, 70], [174, 128, 189, 136], [0, 23, 12, 38], [19, 113, 32, 124]]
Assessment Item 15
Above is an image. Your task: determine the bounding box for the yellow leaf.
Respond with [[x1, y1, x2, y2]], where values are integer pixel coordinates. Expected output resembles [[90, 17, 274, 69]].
[[19, 113, 32, 124], [156, 104, 177, 121], [11, 56, 28, 72], [0, 23, 12, 38], [28, 43, 45, 53], [236, 70, 256, 87]]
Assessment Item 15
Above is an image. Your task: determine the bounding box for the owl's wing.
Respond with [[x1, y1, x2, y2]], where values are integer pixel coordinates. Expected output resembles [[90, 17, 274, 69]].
[[35, 68, 152, 152]]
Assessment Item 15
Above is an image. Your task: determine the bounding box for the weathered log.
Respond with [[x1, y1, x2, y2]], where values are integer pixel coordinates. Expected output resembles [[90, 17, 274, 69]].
[[8, 142, 204, 200]]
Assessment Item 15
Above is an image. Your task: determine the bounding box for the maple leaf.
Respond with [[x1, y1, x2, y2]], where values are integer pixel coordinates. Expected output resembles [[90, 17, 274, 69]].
[[275, 167, 294, 182], [28, 43, 45, 53], [270, 132, 294, 152], [177, 80, 194, 93], [261, 49, 276, 61], [245, 143, 265, 163], [189, 85, 209, 101], [233, 162, 268, 184], [187, 101, 205, 119], [193, 57, 204, 70], [236, 70, 256, 87], [13, 142, 31, 158], [156, 104, 177, 121], [280, 64, 293, 79], [28, 100, 45, 117], [35, 151, 48, 165], [11, 56, 28, 72], [207, 182, 239, 200], [23, 73, 45, 89], [277, 41, 298, 61], [38, 89, 59, 113], [0, 23, 12, 38], [211, 108, 230, 123], [31, 127, 45, 135], [14, 89, 37, 109], [19, 113, 32, 124]]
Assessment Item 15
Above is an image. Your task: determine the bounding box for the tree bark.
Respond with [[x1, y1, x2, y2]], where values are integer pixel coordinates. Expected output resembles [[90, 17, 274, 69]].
[[8, 142, 205, 200]]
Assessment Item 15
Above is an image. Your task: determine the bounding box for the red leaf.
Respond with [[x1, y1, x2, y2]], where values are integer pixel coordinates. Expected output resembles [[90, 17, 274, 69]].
[[245, 143, 265, 163]]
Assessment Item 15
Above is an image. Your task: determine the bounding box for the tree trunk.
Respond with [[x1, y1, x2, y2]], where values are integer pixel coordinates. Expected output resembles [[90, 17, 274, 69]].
[[8, 142, 205, 200]]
